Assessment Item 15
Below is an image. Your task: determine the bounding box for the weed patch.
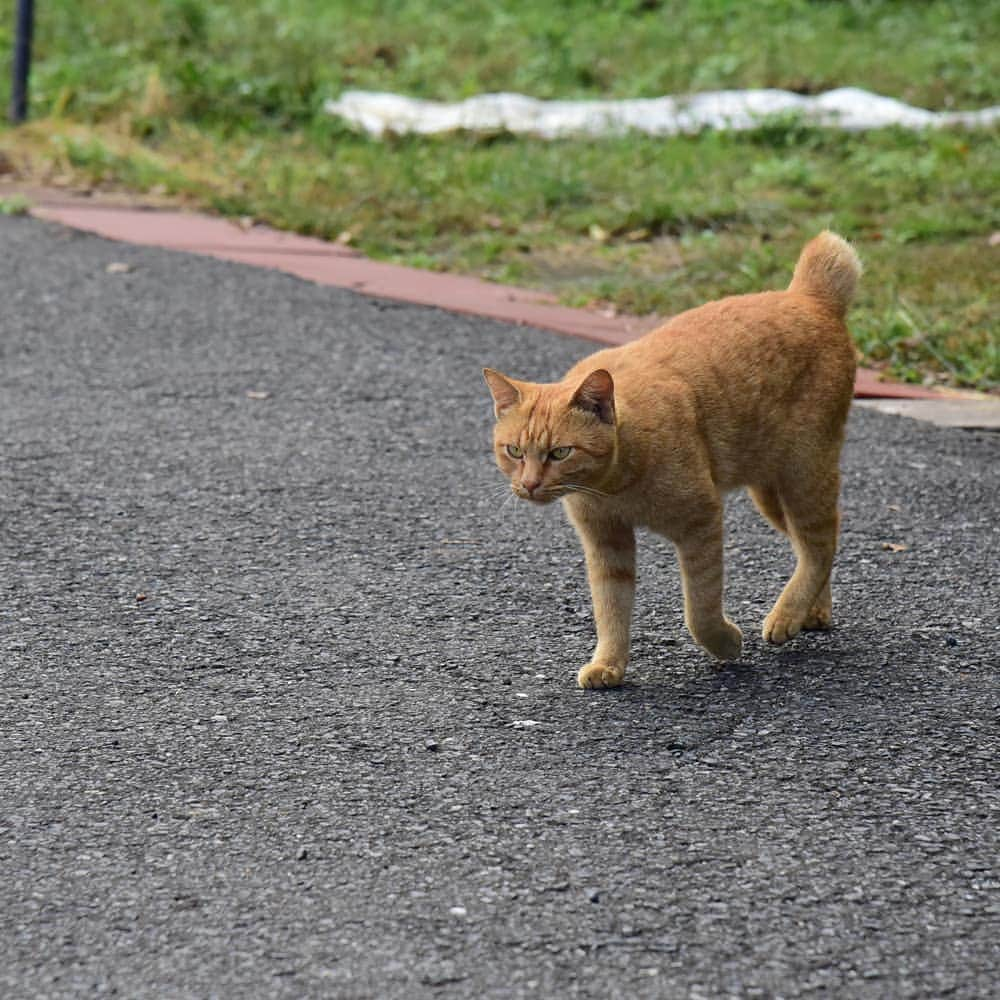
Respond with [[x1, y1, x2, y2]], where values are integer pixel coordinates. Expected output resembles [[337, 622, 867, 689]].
[[1, 0, 997, 389]]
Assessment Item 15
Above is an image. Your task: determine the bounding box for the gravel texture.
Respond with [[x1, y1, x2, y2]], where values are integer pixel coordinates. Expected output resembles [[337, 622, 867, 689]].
[[2, 215, 998, 998]]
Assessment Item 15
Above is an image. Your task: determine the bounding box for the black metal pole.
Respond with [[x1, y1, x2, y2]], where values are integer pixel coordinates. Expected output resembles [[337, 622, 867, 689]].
[[10, 0, 35, 124]]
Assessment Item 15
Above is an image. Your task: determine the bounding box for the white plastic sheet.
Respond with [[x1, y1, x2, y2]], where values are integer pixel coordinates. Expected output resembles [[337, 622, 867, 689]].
[[325, 87, 1000, 139]]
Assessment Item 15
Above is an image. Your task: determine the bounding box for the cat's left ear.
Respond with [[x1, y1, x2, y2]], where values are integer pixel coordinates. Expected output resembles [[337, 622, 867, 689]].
[[571, 369, 615, 424], [483, 368, 522, 418]]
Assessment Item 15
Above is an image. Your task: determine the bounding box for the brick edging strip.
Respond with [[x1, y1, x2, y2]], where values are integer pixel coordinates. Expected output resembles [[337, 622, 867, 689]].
[[18, 191, 950, 401]]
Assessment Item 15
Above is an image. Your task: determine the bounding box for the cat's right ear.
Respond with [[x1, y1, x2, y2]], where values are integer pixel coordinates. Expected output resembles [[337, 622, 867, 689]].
[[571, 369, 616, 424], [483, 368, 522, 419]]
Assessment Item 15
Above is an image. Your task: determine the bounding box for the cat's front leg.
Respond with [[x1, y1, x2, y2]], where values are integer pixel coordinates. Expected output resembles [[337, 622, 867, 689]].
[[566, 506, 636, 689]]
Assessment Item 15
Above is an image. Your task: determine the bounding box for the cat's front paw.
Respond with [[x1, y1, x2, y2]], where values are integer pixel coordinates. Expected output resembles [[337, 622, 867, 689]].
[[577, 661, 626, 689]]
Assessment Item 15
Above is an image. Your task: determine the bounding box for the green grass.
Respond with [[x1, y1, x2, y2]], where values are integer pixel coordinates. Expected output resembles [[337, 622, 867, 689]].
[[0, 194, 30, 215], [1, 0, 998, 389]]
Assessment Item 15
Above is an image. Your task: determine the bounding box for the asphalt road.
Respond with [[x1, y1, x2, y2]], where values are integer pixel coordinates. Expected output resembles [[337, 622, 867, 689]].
[[2, 215, 998, 999]]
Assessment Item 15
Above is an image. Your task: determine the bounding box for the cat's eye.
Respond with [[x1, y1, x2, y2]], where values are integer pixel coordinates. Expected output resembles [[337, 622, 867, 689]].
[[549, 446, 573, 461], [506, 444, 524, 459]]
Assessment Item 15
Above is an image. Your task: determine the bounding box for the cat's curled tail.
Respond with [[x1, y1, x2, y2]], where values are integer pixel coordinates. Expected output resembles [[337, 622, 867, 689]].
[[787, 230, 862, 318]]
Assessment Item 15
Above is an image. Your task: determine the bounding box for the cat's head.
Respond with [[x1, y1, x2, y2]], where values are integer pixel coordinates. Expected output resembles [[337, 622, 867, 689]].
[[483, 367, 617, 504]]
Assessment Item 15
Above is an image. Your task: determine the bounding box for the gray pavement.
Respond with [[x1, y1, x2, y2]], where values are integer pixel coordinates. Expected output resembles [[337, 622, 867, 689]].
[[2, 215, 998, 999]]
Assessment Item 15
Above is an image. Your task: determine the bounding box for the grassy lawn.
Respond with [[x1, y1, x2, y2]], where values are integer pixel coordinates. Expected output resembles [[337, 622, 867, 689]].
[[1, 0, 997, 390]]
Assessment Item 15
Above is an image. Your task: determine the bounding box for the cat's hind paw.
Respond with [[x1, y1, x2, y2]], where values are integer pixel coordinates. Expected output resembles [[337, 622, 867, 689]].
[[762, 610, 802, 645], [803, 585, 833, 630], [577, 662, 626, 689], [802, 604, 832, 631], [704, 621, 743, 661], [692, 620, 743, 661]]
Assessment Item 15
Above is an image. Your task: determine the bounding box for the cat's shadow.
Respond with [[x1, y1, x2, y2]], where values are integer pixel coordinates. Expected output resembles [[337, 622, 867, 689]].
[[551, 651, 856, 762], [582, 630, 889, 729]]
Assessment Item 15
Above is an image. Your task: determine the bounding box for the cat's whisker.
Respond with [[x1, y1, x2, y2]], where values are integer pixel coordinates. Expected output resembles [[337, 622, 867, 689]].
[[559, 482, 611, 499], [503, 493, 531, 532], [490, 487, 523, 524], [483, 483, 513, 504]]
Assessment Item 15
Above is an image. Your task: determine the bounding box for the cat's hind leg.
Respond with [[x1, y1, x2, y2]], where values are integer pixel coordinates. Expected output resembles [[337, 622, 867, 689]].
[[762, 470, 840, 645], [802, 579, 833, 631], [750, 485, 831, 631], [748, 485, 787, 534]]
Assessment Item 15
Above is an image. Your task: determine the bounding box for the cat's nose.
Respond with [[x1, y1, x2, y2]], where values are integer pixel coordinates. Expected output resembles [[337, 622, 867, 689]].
[[521, 475, 542, 495]]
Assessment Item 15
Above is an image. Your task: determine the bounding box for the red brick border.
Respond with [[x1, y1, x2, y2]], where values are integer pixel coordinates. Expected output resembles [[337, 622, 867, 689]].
[[13, 188, 951, 400]]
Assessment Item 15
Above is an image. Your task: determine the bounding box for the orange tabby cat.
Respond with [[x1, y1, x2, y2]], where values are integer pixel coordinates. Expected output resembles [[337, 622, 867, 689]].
[[484, 231, 861, 688]]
